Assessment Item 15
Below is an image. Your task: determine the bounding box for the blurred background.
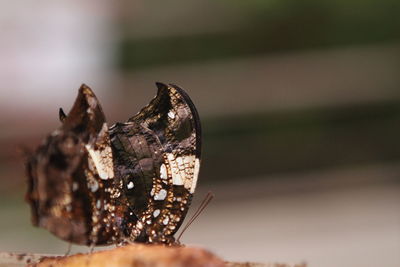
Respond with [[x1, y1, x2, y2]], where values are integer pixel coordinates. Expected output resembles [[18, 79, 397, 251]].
[[0, 1, 399, 266]]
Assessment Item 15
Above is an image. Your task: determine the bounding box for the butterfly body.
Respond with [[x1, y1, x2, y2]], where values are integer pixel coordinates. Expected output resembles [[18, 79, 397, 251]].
[[26, 83, 201, 246]]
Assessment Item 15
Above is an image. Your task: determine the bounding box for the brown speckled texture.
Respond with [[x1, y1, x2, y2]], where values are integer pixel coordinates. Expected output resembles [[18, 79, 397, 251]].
[[30, 244, 225, 267]]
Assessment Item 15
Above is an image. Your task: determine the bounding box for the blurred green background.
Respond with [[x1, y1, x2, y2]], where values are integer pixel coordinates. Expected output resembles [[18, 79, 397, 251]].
[[0, 1, 399, 266]]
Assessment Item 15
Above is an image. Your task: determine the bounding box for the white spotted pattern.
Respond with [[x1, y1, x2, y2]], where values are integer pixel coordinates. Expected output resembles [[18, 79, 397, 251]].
[[160, 164, 167, 180], [153, 209, 160, 218], [168, 111, 176, 119], [127, 181, 134, 189], [163, 217, 169, 225], [154, 189, 167, 201], [88, 179, 99, 193]]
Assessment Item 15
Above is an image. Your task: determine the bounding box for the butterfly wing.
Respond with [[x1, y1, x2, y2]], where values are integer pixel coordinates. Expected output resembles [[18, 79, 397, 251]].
[[109, 82, 201, 244], [26, 84, 118, 245]]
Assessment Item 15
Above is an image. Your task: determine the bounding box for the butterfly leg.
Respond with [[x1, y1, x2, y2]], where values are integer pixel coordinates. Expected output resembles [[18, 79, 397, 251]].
[[89, 243, 95, 253], [64, 243, 72, 256]]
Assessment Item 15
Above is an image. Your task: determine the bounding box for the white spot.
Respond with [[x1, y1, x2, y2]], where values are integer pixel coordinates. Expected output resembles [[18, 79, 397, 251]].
[[163, 217, 169, 225], [154, 189, 167, 201], [96, 199, 101, 209], [150, 188, 155, 196], [127, 181, 134, 189], [176, 197, 182, 202], [168, 111, 176, 119], [160, 164, 167, 180], [87, 108, 93, 116], [72, 182, 79, 191], [89, 180, 99, 192], [153, 209, 160, 218], [129, 212, 133, 216], [146, 220, 152, 225]]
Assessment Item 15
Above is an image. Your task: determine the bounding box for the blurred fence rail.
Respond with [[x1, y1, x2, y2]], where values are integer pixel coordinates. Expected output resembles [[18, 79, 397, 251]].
[[116, 1, 400, 70], [202, 100, 400, 181]]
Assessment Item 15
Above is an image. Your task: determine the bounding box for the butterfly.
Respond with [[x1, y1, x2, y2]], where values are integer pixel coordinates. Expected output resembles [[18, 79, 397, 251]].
[[25, 82, 201, 246]]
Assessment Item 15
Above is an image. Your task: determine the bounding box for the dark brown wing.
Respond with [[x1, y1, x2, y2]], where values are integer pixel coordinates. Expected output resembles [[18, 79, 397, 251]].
[[26, 84, 117, 245], [129, 82, 201, 159], [110, 82, 201, 244]]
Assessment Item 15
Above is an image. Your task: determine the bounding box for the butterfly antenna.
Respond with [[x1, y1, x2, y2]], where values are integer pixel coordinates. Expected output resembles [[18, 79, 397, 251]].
[[176, 191, 214, 243]]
